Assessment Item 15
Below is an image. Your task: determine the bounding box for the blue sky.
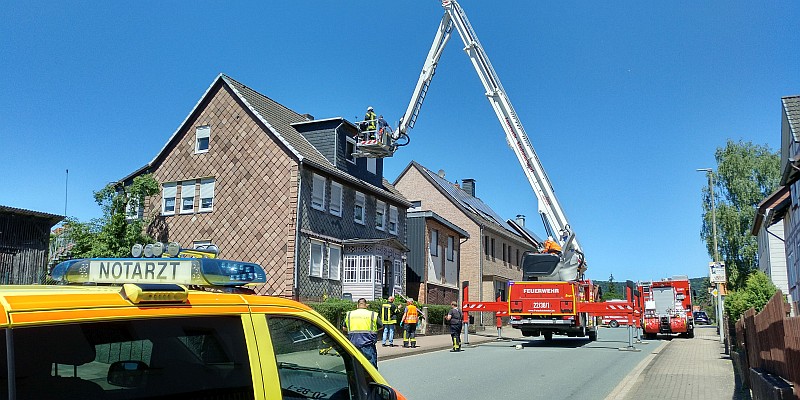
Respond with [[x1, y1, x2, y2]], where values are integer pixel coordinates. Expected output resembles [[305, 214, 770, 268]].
[[2, 1, 797, 283]]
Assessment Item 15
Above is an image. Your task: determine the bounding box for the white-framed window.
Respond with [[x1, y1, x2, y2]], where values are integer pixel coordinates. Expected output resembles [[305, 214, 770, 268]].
[[180, 181, 195, 214], [447, 235, 454, 261], [330, 182, 343, 217], [195, 125, 210, 154], [199, 178, 215, 212], [375, 256, 384, 284], [430, 229, 439, 256], [162, 182, 177, 215], [311, 173, 326, 211], [358, 256, 371, 283], [346, 137, 356, 164], [354, 192, 365, 225], [328, 244, 342, 280], [388, 205, 398, 234], [310, 240, 323, 278], [375, 200, 386, 231], [367, 157, 377, 174], [343, 255, 362, 283], [393, 259, 402, 287]]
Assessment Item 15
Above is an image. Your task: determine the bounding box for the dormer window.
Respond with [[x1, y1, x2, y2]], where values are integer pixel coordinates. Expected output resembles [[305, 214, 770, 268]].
[[195, 126, 210, 154]]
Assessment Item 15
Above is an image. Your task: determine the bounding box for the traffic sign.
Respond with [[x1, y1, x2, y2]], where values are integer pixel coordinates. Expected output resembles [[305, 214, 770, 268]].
[[709, 262, 726, 283]]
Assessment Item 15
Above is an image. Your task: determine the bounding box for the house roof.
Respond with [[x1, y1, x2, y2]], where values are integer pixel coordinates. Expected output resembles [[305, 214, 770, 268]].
[[784, 96, 800, 140], [123, 74, 409, 207], [781, 96, 800, 185], [407, 210, 470, 239], [0, 205, 64, 226], [752, 185, 790, 235], [397, 161, 522, 238]]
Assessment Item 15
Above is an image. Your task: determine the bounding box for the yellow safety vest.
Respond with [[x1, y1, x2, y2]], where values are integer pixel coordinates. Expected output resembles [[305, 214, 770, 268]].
[[365, 111, 377, 130], [346, 308, 378, 334], [405, 305, 418, 324], [381, 303, 396, 324]]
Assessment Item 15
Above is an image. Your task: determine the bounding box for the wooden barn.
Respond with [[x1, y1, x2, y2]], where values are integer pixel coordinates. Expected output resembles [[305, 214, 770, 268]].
[[0, 206, 63, 284]]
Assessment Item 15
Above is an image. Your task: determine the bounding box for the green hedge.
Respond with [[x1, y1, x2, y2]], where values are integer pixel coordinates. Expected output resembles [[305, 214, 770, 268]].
[[307, 297, 451, 328]]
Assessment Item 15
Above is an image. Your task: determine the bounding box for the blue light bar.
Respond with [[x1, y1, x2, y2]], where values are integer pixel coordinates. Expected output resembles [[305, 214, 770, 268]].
[[51, 258, 267, 287]]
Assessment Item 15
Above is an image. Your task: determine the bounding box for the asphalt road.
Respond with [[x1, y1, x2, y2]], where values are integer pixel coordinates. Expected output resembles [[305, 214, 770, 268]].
[[380, 327, 663, 400]]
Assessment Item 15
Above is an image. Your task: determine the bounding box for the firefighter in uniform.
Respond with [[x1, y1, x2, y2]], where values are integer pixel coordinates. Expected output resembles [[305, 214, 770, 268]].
[[445, 301, 463, 352], [381, 295, 398, 347], [364, 106, 377, 139], [401, 298, 421, 348], [344, 298, 382, 368]]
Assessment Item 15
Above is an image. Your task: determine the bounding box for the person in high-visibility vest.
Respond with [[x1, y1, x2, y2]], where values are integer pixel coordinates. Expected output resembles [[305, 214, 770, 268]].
[[381, 295, 398, 347], [343, 298, 382, 368], [401, 298, 421, 348], [364, 106, 377, 139]]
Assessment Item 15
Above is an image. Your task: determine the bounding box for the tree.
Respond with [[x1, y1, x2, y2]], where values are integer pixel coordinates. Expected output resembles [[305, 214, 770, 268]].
[[63, 174, 160, 259], [601, 273, 622, 301], [700, 140, 780, 290], [724, 271, 777, 322]]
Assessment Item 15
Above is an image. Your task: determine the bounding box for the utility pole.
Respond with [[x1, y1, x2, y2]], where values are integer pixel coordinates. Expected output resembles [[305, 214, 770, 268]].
[[697, 168, 724, 344]]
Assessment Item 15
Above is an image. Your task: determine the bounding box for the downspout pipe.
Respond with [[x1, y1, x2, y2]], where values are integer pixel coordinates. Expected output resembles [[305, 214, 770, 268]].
[[293, 165, 303, 301]]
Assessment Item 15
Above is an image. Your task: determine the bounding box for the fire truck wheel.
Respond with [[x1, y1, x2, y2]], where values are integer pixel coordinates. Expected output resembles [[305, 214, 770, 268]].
[[543, 332, 553, 341], [609, 320, 619, 328], [686, 329, 695, 339], [588, 329, 597, 341]]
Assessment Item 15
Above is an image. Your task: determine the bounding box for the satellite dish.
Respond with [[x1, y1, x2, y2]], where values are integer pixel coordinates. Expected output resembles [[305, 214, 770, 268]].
[[131, 244, 143, 258]]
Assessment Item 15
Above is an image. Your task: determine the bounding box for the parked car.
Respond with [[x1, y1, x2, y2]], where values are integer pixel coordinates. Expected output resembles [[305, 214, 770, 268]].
[[693, 310, 710, 325]]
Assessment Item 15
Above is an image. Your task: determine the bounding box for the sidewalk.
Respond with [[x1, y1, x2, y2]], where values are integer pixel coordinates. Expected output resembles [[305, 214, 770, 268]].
[[377, 326, 521, 361], [606, 326, 745, 400]]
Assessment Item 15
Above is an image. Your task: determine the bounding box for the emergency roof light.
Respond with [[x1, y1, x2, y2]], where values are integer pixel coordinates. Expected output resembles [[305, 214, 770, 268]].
[[51, 257, 267, 287]]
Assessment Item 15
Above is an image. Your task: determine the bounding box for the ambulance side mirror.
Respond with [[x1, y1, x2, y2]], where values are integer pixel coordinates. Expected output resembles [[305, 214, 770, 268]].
[[368, 382, 398, 400]]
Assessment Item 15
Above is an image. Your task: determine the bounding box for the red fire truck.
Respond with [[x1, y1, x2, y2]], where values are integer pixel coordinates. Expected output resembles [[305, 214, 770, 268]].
[[463, 274, 642, 342], [639, 276, 694, 339]]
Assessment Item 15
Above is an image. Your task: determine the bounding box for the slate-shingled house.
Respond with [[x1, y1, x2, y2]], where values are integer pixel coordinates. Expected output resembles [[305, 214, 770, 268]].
[[122, 74, 410, 301]]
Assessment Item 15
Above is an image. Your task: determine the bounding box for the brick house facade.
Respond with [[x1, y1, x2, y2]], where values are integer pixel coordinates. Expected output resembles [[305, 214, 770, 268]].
[[122, 74, 410, 301], [394, 161, 535, 323]]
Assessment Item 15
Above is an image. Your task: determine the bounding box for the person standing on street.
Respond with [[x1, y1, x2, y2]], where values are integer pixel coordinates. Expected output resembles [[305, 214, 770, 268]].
[[381, 295, 398, 347], [401, 298, 420, 348], [344, 298, 382, 368], [445, 301, 463, 352]]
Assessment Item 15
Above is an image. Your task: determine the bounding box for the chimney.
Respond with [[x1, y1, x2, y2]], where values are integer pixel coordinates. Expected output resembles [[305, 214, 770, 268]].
[[462, 178, 476, 197], [302, 113, 314, 121], [515, 214, 525, 227]]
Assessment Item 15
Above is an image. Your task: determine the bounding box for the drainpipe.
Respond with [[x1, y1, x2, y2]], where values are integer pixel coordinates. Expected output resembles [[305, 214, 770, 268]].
[[479, 224, 484, 325], [293, 165, 303, 301]]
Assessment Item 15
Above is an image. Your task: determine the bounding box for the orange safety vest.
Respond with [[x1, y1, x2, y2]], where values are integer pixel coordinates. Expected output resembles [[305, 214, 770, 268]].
[[404, 305, 418, 324]]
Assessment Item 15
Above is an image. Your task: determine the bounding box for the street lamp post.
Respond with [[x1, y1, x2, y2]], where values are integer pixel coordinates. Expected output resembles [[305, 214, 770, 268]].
[[697, 168, 724, 344]]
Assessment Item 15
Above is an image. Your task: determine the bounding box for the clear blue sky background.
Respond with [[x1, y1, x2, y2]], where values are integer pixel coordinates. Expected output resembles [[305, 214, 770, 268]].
[[2, 1, 797, 283]]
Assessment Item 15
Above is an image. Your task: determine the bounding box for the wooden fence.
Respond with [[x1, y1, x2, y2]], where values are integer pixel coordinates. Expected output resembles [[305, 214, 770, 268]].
[[734, 290, 799, 398]]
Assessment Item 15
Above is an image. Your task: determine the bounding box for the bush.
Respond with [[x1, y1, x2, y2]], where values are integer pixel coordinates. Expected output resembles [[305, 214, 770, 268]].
[[424, 304, 451, 325], [724, 271, 777, 321]]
